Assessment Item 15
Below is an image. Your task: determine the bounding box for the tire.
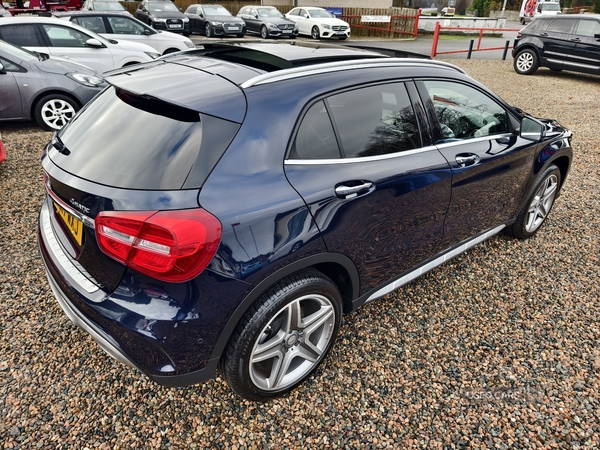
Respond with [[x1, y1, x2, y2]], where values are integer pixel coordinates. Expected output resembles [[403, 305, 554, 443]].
[[221, 269, 343, 401], [162, 48, 180, 55], [237, 33, 245, 38], [183, 32, 190, 37], [514, 49, 539, 75], [260, 25, 269, 39], [311, 25, 320, 40], [33, 94, 79, 131], [506, 164, 561, 239], [205, 23, 212, 37]]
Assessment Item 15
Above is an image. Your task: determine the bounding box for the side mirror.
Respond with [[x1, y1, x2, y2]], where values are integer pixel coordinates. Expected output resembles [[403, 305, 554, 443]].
[[85, 38, 104, 48], [520, 116, 545, 141], [178, 7, 182, 12], [141, 7, 147, 12], [254, 14, 258, 19], [304, 14, 309, 18], [0, 62, 5, 74]]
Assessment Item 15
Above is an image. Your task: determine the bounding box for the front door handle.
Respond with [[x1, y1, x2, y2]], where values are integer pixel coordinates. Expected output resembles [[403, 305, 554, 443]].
[[335, 181, 373, 199], [455, 153, 480, 167]]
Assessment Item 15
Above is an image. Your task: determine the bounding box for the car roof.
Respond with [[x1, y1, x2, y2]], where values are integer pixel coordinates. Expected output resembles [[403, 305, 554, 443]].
[[536, 14, 600, 19], [53, 10, 132, 17], [103, 41, 462, 122]]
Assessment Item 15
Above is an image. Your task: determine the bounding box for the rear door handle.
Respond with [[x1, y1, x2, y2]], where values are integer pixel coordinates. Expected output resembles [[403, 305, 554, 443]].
[[335, 181, 373, 199], [455, 153, 480, 167]]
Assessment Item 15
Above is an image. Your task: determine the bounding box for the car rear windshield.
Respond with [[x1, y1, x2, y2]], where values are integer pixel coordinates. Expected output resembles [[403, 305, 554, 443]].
[[53, 86, 239, 190]]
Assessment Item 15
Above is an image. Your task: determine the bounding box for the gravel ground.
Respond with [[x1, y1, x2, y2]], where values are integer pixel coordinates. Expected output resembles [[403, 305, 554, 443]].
[[1, 60, 599, 449]]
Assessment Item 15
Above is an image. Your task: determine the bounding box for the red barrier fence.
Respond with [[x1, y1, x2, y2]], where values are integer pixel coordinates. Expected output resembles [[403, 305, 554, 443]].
[[431, 22, 521, 58], [341, 11, 421, 38]]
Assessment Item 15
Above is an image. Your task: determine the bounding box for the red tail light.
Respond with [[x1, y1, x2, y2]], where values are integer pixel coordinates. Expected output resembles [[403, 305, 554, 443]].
[[96, 209, 222, 283]]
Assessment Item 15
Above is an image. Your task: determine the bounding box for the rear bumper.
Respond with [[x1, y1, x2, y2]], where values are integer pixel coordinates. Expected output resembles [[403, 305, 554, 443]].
[[38, 199, 221, 387]]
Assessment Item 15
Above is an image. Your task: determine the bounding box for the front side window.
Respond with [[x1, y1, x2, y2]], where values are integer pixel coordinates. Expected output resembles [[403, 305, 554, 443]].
[[107, 16, 146, 34], [43, 25, 91, 48], [328, 83, 421, 158], [424, 80, 508, 141], [575, 19, 600, 37]]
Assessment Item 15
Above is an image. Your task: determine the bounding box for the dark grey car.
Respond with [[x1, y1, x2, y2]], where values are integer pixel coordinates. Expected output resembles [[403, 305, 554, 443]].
[[0, 39, 106, 130], [237, 5, 297, 39], [513, 14, 600, 76], [184, 4, 245, 37], [135, 0, 190, 36]]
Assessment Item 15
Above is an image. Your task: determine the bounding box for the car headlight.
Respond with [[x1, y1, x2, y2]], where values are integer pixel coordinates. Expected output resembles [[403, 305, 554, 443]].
[[268, 22, 278, 29], [153, 18, 167, 23], [321, 24, 331, 29], [184, 40, 195, 48], [67, 73, 104, 87], [211, 21, 223, 26], [145, 51, 160, 59], [182, 17, 189, 22]]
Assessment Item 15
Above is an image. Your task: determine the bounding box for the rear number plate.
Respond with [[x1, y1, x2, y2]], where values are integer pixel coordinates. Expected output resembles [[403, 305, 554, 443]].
[[54, 202, 84, 246]]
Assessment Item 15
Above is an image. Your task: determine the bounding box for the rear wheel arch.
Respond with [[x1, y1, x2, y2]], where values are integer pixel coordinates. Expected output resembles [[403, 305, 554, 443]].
[[210, 253, 359, 362]]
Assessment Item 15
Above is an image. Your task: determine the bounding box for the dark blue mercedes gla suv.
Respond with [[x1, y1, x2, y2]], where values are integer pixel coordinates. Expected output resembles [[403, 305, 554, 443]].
[[38, 42, 573, 401]]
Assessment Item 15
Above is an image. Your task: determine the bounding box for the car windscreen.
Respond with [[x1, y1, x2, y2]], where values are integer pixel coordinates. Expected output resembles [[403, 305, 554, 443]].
[[54, 87, 239, 190], [203, 5, 231, 16]]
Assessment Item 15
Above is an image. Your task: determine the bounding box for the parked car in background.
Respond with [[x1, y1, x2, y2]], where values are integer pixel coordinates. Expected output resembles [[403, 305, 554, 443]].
[[237, 5, 297, 39], [56, 11, 195, 55], [0, 39, 105, 130], [38, 40, 572, 401], [0, 16, 159, 74], [135, 0, 190, 36], [513, 14, 600, 76], [285, 6, 350, 40], [0, 4, 11, 17], [185, 4, 245, 37], [82, 0, 131, 14]]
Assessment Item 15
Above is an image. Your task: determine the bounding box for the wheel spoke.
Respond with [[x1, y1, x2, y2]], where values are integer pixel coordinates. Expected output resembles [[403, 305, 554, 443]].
[[271, 348, 296, 388], [296, 340, 321, 363], [286, 300, 302, 332], [301, 303, 333, 335], [251, 330, 285, 364]]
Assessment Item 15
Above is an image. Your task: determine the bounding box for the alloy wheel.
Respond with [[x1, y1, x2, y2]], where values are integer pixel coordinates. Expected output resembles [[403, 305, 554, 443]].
[[525, 173, 558, 233]]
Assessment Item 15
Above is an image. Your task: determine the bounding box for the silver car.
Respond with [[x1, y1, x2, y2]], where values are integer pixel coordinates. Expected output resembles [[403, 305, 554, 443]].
[[0, 39, 106, 130]]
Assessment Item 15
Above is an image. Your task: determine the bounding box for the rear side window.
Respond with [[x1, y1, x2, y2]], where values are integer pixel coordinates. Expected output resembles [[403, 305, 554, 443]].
[[0, 24, 45, 46], [54, 87, 239, 190], [546, 18, 577, 33], [290, 83, 421, 160], [71, 16, 108, 33], [328, 83, 421, 158]]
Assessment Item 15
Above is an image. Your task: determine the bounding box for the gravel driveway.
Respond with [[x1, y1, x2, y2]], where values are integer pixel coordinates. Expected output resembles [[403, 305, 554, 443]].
[[1, 60, 599, 449]]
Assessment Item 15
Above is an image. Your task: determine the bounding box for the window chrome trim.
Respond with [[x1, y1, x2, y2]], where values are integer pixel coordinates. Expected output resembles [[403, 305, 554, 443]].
[[284, 145, 439, 165], [241, 58, 465, 89], [433, 132, 514, 149], [365, 224, 506, 303]]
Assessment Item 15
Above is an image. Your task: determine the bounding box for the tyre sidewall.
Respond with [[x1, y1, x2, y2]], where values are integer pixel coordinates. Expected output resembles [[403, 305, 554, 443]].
[[514, 49, 539, 75], [510, 164, 561, 239], [223, 271, 342, 401]]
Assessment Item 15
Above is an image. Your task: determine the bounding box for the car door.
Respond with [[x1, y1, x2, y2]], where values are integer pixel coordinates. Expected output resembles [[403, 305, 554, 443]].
[[196, 6, 208, 34], [0, 56, 23, 120], [284, 81, 452, 295], [539, 17, 578, 70], [246, 7, 260, 34], [0, 23, 51, 57], [293, 8, 310, 35], [572, 18, 600, 74], [40, 23, 115, 73], [417, 79, 536, 248]]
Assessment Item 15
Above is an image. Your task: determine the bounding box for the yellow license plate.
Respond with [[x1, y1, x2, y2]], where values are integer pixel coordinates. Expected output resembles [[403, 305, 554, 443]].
[[54, 202, 84, 246]]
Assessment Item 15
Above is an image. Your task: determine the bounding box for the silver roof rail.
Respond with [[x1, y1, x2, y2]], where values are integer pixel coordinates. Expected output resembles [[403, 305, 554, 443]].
[[240, 58, 466, 89]]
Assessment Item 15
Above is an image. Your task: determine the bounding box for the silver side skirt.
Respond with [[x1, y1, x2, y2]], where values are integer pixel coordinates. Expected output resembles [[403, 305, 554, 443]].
[[365, 224, 506, 303]]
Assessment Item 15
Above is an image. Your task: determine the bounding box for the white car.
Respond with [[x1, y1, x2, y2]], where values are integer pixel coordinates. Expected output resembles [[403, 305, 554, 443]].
[[57, 11, 195, 55], [0, 16, 160, 74], [285, 7, 350, 40]]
